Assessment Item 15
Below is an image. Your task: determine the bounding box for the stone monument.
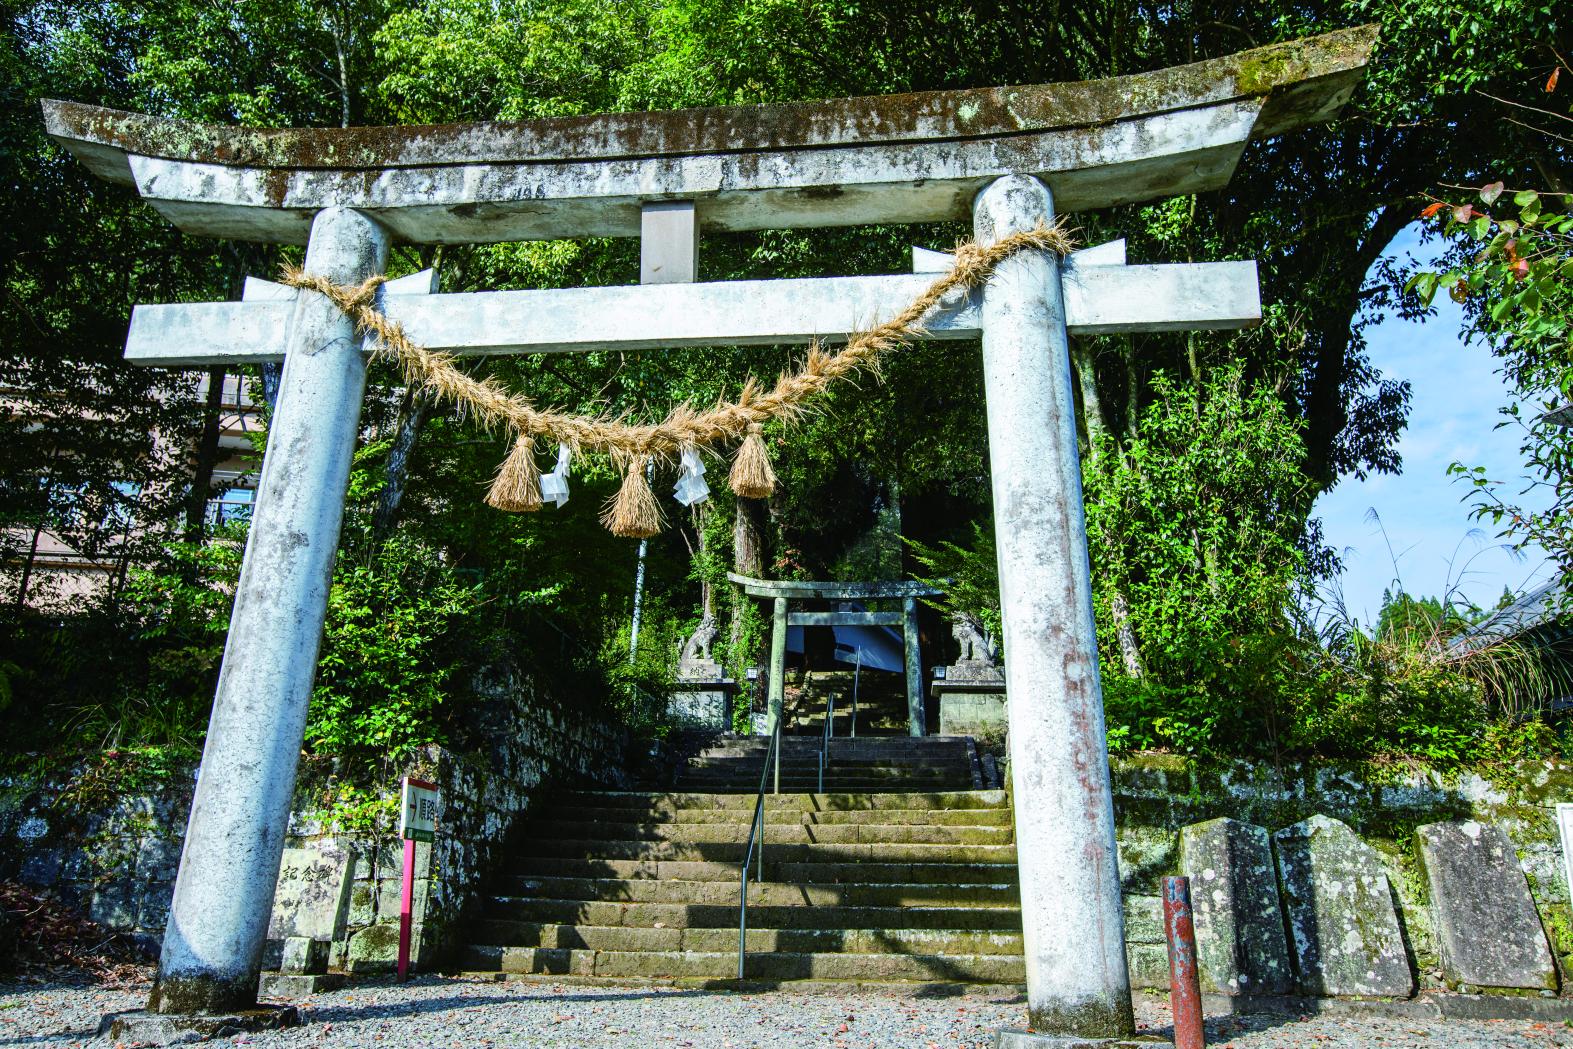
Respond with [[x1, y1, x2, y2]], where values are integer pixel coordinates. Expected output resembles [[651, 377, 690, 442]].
[[257, 844, 351, 997], [1273, 814, 1414, 998], [1416, 819, 1557, 992], [1178, 818, 1294, 996]]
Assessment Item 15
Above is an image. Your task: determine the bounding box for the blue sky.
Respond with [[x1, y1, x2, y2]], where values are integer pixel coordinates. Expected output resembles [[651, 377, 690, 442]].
[[1311, 222, 1553, 626]]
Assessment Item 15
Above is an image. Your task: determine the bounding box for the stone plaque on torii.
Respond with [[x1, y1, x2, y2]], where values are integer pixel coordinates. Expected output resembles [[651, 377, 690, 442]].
[[44, 26, 1374, 1042]]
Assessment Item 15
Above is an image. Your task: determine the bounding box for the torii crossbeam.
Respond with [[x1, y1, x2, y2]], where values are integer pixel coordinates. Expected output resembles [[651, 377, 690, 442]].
[[44, 25, 1375, 1042]]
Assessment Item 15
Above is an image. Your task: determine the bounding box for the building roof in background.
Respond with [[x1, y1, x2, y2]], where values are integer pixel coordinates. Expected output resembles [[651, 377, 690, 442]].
[[1452, 577, 1569, 650]]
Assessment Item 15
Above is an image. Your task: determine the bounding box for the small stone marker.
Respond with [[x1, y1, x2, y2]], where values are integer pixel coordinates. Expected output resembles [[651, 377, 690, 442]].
[[260, 844, 351, 996], [1179, 817, 1293, 995], [1416, 819, 1556, 991], [1273, 815, 1413, 997], [267, 845, 351, 946]]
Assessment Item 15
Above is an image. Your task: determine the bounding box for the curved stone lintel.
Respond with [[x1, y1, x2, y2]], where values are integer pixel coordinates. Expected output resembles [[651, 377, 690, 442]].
[[42, 26, 1375, 244]]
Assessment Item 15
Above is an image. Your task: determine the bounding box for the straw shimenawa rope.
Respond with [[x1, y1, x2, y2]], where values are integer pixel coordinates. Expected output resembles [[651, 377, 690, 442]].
[[283, 222, 1074, 536]]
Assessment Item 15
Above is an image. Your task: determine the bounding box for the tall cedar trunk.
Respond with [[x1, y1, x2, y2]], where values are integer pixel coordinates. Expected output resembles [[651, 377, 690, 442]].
[[371, 247, 444, 545], [259, 362, 282, 409], [1072, 340, 1108, 447], [729, 496, 767, 666], [694, 505, 714, 620], [1071, 340, 1145, 679], [1123, 338, 1140, 439], [12, 520, 43, 612], [371, 388, 429, 544], [183, 368, 226, 541]]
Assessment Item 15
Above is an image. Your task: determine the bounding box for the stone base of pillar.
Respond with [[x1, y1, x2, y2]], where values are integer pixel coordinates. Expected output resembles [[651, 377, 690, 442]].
[[99, 1004, 300, 1045], [996, 1030, 1174, 1049], [259, 972, 346, 997]]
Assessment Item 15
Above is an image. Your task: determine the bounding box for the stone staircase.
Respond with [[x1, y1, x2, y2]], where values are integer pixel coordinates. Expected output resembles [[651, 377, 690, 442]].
[[456, 785, 1023, 985], [673, 735, 982, 793], [779, 668, 912, 736]]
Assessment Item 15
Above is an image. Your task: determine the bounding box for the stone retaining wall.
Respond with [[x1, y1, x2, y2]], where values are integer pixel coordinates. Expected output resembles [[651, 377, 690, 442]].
[[6, 743, 1572, 996], [1107, 755, 1573, 997], [0, 664, 632, 972]]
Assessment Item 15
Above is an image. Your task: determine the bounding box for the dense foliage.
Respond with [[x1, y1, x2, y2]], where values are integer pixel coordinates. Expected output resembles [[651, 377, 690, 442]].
[[1086, 365, 1314, 755], [2, 0, 1571, 777]]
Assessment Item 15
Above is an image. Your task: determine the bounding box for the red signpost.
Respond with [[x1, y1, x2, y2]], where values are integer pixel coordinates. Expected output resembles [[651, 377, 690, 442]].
[[1162, 875, 1205, 1049], [398, 777, 439, 983]]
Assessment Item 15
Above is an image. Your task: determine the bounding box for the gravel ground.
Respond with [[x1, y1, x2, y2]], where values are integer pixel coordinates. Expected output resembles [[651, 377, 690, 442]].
[[4, 973, 1573, 1048]]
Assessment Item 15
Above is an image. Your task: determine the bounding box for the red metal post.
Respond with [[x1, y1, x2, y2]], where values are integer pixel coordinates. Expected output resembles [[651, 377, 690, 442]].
[[397, 836, 416, 982], [1163, 875, 1205, 1049]]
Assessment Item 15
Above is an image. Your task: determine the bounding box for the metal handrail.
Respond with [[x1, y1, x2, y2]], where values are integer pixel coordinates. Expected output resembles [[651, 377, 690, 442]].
[[737, 719, 782, 980], [817, 691, 836, 793]]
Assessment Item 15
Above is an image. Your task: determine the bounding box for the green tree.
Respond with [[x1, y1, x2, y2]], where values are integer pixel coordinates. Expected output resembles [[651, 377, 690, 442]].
[[8, 0, 1571, 772], [1086, 364, 1314, 753], [1408, 49, 1573, 607]]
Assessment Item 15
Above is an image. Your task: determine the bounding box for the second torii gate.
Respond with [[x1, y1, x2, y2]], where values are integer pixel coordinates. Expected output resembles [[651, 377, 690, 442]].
[[44, 25, 1374, 1043], [728, 572, 943, 738]]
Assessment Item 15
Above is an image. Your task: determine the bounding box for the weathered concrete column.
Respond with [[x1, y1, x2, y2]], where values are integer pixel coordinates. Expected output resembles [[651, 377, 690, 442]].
[[151, 207, 389, 1014], [974, 176, 1133, 1038]]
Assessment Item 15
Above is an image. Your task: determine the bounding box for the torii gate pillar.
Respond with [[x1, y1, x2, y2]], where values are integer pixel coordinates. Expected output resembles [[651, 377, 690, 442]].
[[976, 176, 1132, 1037], [151, 207, 388, 1014]]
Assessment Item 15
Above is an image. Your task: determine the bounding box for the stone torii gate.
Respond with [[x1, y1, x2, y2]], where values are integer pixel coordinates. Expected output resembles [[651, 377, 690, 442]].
[[45, 26, 1373, 1042]]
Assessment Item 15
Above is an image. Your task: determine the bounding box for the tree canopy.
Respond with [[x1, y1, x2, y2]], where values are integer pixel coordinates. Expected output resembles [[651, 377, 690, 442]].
[[2, 0, 1570, 770]]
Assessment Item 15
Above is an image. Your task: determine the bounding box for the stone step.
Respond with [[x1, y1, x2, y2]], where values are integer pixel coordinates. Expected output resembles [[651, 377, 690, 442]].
[[454, 784, 1026, 991], [678, 765, 972, 782], [668, 780, 972, 795], [539, 805, 1014, 827], [672, 772, 973, 788], [781, 707, 907, 721], [467, 922, 1025, 957], [782, 720, 911, 735], [520, 837, 1018, 864], [695, 738, 972, 753], [490, 876, 1019, 908], [670, 780, 971, 793], [458, 945, 1025, 983], [552, 789, 1008, 811], [682, 767, 975, 783], [685, 758, 975, 776], [780, 717, 912, 732], [523, 820, 1010, 846], [508, 856, 1021, 885], [469, 897, 1022, 931]]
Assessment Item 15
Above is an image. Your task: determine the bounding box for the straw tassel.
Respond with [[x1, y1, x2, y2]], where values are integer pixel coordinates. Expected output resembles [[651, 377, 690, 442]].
[[485, 435, 543, 512], [602, 456, 664, 538], [729, 423, 776, 499]]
